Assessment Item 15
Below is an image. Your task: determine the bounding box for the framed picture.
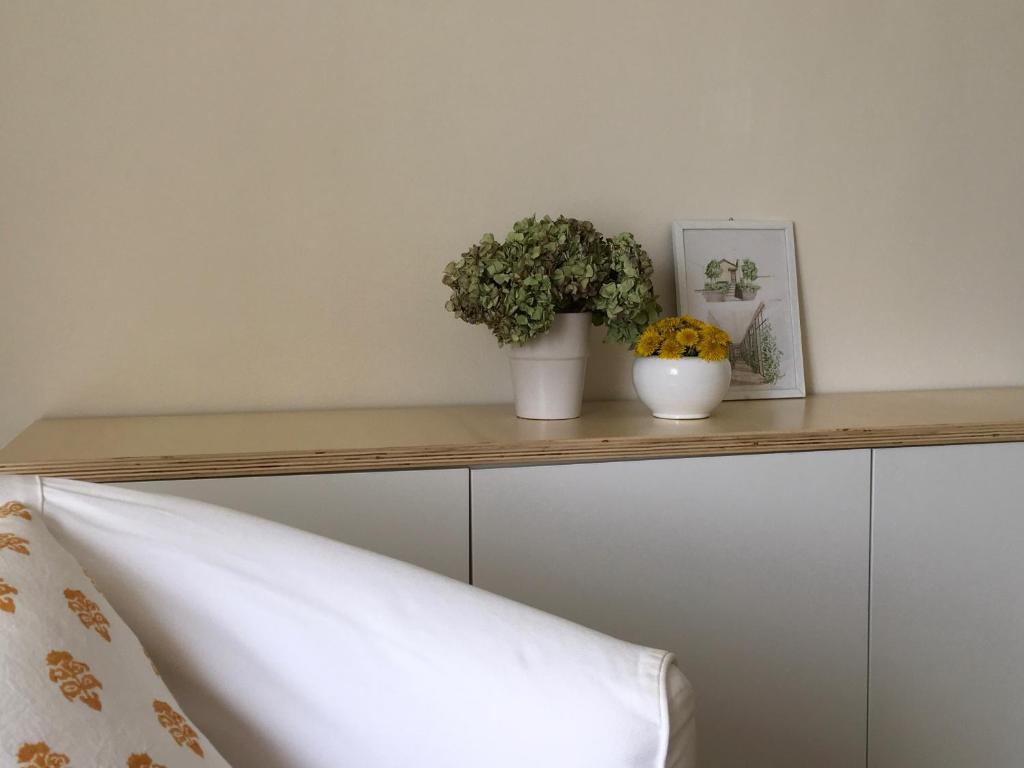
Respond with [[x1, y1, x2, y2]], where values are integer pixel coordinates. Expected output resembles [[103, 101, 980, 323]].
[[672, 220, 805, 399]]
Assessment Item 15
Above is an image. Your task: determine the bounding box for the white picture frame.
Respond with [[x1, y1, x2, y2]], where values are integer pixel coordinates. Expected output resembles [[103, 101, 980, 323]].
[[672, 220, 806, 400]]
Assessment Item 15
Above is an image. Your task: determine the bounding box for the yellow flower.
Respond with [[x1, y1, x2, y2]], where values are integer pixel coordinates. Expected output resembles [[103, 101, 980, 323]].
[[703, 326, 731, 346], [698, 341, 729, 362], [634, 329, 661, 357], [676, 328, 699, 347], [658, 338, 685, 359], [644, 317, 729, 360]]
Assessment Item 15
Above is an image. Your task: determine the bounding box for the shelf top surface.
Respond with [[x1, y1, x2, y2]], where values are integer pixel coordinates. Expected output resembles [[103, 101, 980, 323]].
[[2, 387, 1023, 481]]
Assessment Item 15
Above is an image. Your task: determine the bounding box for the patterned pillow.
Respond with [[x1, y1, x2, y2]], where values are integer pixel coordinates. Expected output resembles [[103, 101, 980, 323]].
[[0, 490, 231, 768]]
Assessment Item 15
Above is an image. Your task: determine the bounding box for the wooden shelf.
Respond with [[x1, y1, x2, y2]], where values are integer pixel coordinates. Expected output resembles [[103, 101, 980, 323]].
[[2, 388, 1023, 482]]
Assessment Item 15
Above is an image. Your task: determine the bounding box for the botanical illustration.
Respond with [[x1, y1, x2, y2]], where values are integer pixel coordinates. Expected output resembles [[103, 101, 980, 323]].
[[700, 257, 783, 385], [700, 256, 760, 302], [673, 222, 805, 399]]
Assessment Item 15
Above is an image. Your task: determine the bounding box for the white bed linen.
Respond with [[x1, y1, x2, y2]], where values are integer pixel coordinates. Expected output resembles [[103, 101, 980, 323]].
[[0, 475, 230, 768], [36, 477, 696, 768]]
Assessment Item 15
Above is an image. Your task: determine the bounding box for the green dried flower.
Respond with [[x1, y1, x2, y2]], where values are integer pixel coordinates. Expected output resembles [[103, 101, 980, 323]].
[[593, 232, 662, 345], [443, 215, 660, 347]]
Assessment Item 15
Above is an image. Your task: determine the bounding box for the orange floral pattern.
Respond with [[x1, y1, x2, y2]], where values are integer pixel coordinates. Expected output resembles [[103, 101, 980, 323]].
[[153, 700, 204, 757], [127, 754, 166, 768], [63, 588, 112, 642], [46, 650, 103, 711], [17, 742, 70, 767], [0, 577, 17, 613], [0, 501, 32, 520], [0, 532, 31, 555]]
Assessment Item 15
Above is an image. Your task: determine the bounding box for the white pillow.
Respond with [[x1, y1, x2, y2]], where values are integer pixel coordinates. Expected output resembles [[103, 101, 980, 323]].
[[0, 475, 230, 768]]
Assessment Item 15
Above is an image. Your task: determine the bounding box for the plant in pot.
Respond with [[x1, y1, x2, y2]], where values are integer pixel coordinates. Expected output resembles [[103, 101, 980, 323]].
[[735, 258, 760, 300], [632, 316, 732, 419], [701, 260, 729, 302], [442, 215, 660, 419]]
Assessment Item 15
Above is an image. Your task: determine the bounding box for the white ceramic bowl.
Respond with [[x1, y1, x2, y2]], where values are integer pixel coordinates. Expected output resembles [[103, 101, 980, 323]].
[[632, 356, 731, 419]]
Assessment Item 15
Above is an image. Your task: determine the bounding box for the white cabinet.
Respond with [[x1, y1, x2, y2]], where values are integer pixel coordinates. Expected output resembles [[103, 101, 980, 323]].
[[870, 443, 1024, 767], [472, 450, 871, 768], [120, 470, 469, 581], [114, 439, 1024, 766]]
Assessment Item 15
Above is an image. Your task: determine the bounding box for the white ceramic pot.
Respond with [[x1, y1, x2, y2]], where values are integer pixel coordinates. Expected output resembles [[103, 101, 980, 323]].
[[507, 312, 591, 420], [632, 356, 731, 419]]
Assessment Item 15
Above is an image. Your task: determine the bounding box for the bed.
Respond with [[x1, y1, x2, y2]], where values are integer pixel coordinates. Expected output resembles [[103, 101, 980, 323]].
[[1, 474, 696, 767]]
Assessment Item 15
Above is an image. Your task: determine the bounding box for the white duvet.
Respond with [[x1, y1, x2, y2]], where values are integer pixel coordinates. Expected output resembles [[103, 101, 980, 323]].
[[33, 477, 695, 768]]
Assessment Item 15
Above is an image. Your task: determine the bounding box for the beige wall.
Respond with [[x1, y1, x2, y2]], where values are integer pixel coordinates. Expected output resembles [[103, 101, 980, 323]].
[[3, 0, 1023, 446]]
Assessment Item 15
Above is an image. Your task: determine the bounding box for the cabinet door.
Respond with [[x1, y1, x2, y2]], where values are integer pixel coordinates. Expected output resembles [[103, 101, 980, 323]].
[[472, 451, 870, 768], [871, 443, 1024, 767], [119, 470, 469, 581]]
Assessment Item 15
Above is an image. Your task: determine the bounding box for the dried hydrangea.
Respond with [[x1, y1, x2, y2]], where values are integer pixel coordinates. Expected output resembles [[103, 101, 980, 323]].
[[443, 215, 660, 347]]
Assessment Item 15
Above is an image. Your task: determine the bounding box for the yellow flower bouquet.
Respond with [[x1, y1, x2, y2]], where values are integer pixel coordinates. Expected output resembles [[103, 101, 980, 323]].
[[634, 316, 731, 362], [632, 315, 733, 420]]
